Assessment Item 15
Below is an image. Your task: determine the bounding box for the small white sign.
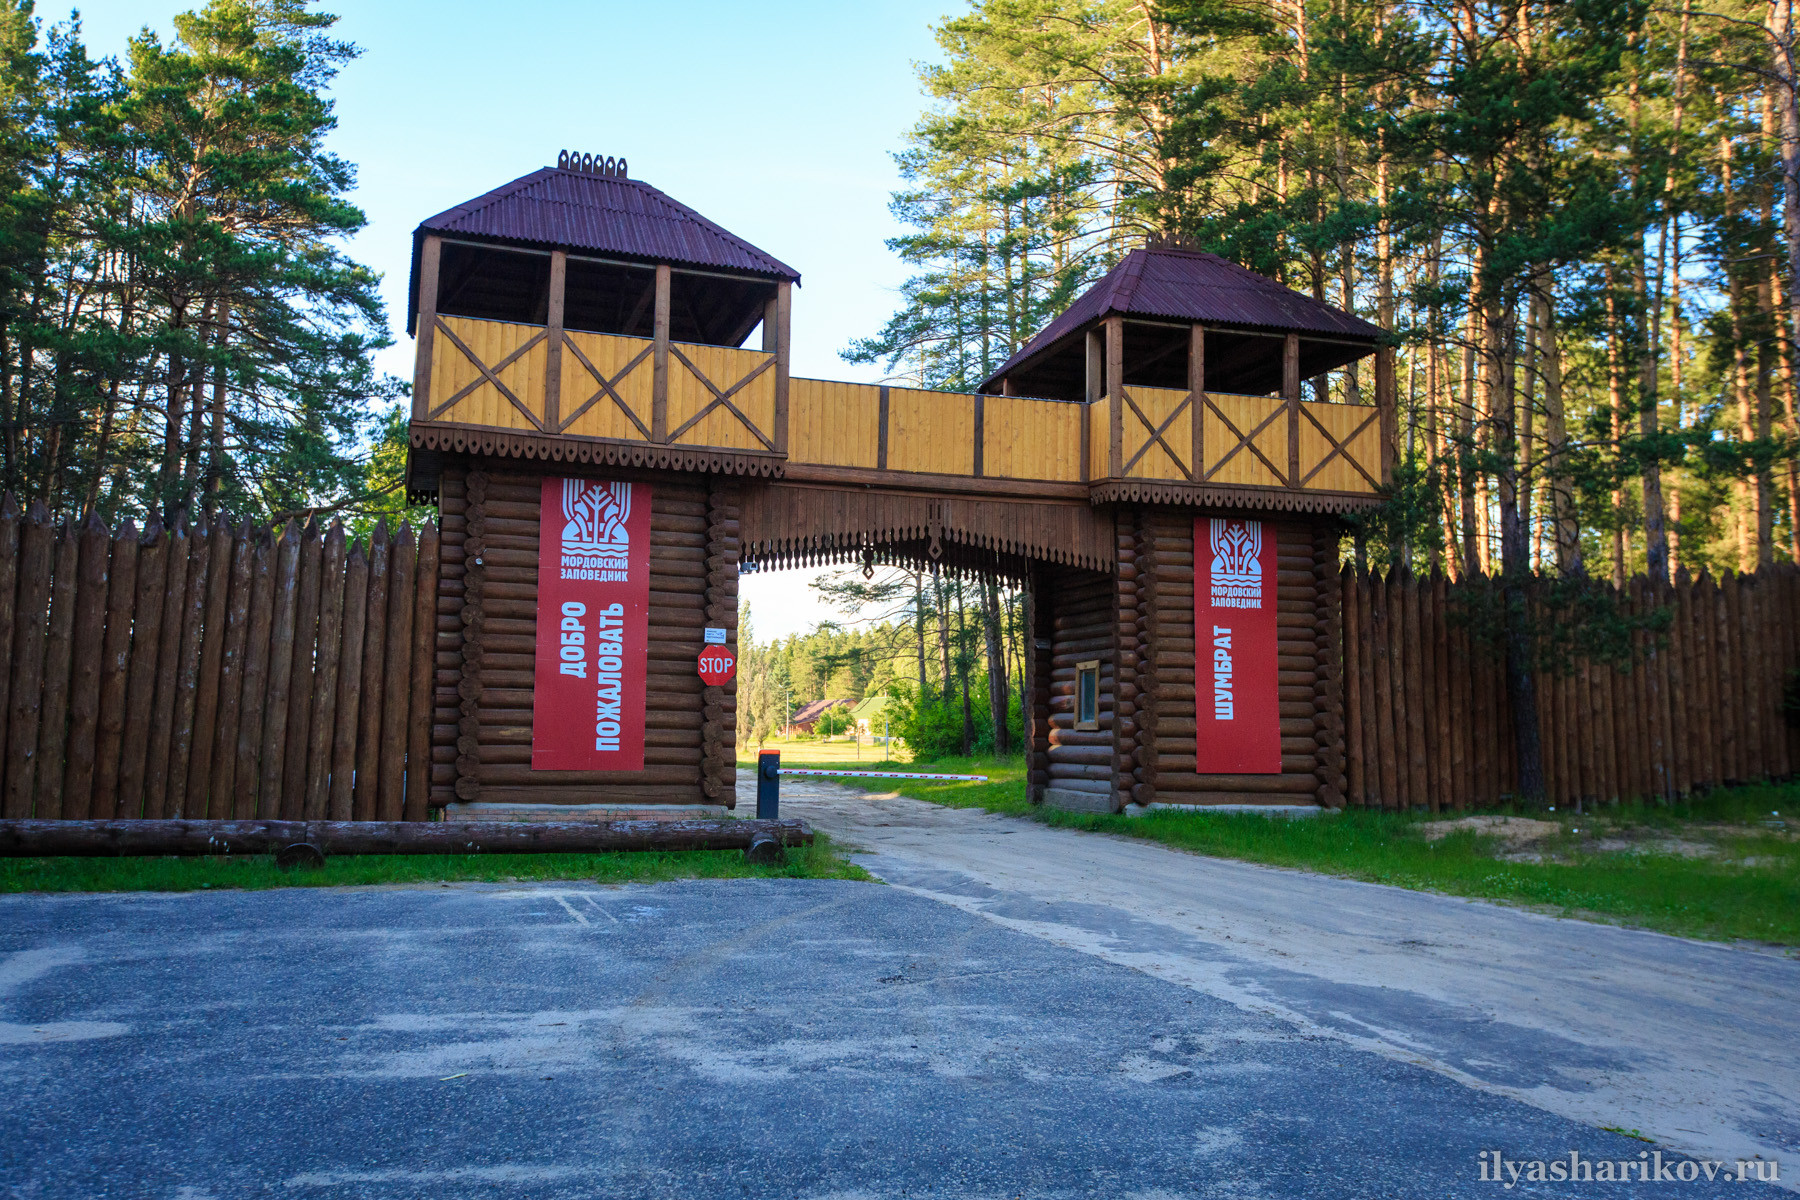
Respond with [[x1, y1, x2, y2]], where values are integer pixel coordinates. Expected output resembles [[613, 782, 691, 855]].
[[704, 627, 727, 645]]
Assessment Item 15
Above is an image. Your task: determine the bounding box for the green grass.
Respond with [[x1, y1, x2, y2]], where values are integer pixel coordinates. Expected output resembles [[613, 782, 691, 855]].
[[0, 832, 872, 894], [804, 754, 1800, 946], [737, 752, 1034, 814], [737, 736, 913, 764]]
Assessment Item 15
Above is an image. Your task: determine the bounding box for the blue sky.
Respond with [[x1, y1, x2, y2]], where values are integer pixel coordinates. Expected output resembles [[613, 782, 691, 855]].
[[64, 0, 957, 637]]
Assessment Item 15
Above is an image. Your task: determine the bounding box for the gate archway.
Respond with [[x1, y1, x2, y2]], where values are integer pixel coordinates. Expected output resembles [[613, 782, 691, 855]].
[[407, 155, 1387, 816]]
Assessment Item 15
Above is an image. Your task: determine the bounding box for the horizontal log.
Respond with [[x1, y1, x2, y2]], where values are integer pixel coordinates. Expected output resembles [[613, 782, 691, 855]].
[[1157, 772, 1317, 793], [1048, 719, 1114, 737], [1051, 609, 1113, 626], [1046, 744, 1113, 766], [1134, 792, 1323, 807], [483, 477, 707, 507], [1047, 763, 1115, 781], [466, 784, 705, 804], [476, 765, 700, 785], [0, 817, 811, 856], [1152, 723, 1324, 741], [472, 716, 701, 743], [471, 632, 707, 660], [476, 744, 703, 764], [480, 500, 706, 529], [480, 547, 708, 572], [1040, 778, 1111, 795], [1152, 735, 1316, 755]]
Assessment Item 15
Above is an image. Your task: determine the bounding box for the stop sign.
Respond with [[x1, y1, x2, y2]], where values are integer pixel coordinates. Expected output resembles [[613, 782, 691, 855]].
[[697, 644, 736, 686]]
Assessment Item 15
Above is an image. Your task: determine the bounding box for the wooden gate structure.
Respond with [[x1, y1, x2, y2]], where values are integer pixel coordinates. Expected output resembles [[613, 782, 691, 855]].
[[406, 152, 1391, 816]]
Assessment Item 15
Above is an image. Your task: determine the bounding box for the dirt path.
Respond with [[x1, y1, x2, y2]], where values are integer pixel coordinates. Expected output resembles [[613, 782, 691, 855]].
[[759, 770, 1800, 1178]]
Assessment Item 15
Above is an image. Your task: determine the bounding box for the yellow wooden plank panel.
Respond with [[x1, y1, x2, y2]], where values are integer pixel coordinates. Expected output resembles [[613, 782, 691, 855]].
[[1205, 393, 1284, 487], [422, 319, 1381, 493], [788, 377, 879, 468], [665, 345, 761, 450], [432, 316, 541, 430], [888, 388, 973, 475], [560, 330, 654, 441], [494, 320, 545, 431], [667, 342, 777, 451], [1299, 401, 1381, 493], [984, 395, 1079, 481], [1087, 400, 1107, 478], [1122, 385, 1191, 481]]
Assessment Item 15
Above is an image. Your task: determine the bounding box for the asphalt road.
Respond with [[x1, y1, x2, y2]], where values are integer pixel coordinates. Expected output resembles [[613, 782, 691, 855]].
[[1, 876, 1790, 1199], [766, 773, 1800, 1183]]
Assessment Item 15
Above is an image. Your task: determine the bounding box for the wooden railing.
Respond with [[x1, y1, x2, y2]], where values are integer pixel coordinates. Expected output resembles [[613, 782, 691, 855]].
[[416, 316, 1383, 495], [1104, 385, 1382, 493], [422, 316, 781, 457]]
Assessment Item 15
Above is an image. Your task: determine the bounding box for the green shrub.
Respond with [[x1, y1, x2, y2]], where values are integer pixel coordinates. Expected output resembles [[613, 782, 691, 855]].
[[885, 681, 1024, 759]]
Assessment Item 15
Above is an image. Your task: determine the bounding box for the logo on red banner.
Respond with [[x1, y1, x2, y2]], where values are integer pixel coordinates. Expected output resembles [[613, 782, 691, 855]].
[[698, 645, 735, 686], [532, 477, 651, 771], [1194, 517, 1280, 774]]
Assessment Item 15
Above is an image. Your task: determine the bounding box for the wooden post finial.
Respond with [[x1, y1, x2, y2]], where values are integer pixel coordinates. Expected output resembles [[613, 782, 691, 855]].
[[556, 150, 628, 179]]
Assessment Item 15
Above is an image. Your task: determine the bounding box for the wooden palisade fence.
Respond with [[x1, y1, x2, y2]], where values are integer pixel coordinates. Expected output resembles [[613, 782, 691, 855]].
[[1338, 563, 1800, 810], [3, 484, 1794, 821], [0, 496, 438, 821]]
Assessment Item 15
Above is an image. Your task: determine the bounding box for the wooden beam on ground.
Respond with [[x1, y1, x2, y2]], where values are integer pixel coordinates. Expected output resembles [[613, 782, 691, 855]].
[[0, 817, 814, 857]]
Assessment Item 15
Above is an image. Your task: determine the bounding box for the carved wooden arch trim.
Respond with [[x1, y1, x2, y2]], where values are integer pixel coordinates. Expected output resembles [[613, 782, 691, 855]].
[[410, 423, 784, 479]]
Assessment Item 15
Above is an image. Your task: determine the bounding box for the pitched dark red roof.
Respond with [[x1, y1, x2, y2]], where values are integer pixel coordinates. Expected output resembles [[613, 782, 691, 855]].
[[981, 246, 1383, 390], [411, 165, 799, 293], [789, 698, 850, 726]]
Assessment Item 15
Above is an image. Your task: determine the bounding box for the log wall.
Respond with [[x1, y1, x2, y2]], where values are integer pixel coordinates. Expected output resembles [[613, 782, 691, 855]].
[[430, 463, 737, 810], [1137, 513, 1331, 806], [1033, 511, 1335, 811], [0, 498, 436, 821], [1042, 564, 1117, 807]]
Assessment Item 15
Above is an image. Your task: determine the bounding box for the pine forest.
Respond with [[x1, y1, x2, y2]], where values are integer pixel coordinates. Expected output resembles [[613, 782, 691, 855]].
[[848, 0, 1800, 586], [0, 0, 405, 527]]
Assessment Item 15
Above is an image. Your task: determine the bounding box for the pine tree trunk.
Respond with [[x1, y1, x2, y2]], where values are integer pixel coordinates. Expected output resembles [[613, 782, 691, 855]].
[[953, 577, 973, 755], [982, 578, 1008, 754], [1774, 8, 1800, 558], [1486, 287, 1545, 802], [935, 575, 952, 702], [913, 573, 928, 697], [1534, 285, 1580, 575]]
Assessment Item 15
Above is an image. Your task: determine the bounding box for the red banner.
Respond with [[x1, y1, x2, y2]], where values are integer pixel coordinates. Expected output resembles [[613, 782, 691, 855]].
[[1194, 516, 1280, 774], [532, 477, 651, 771]]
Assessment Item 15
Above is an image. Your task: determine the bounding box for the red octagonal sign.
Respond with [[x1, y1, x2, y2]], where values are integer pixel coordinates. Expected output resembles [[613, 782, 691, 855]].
[[698, 644, 736, 686]]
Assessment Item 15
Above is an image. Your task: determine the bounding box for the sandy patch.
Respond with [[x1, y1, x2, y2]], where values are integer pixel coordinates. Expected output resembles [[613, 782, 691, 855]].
[[1419, 816, 1559, 846]]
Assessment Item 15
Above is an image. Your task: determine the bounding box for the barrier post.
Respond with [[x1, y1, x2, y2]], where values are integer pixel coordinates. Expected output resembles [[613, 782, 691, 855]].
[[757, 749, 780, 819]]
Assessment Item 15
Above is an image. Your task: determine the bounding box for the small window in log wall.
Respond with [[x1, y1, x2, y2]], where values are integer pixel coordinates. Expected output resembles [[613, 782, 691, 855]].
[[1075, 660, 1100, 730]]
